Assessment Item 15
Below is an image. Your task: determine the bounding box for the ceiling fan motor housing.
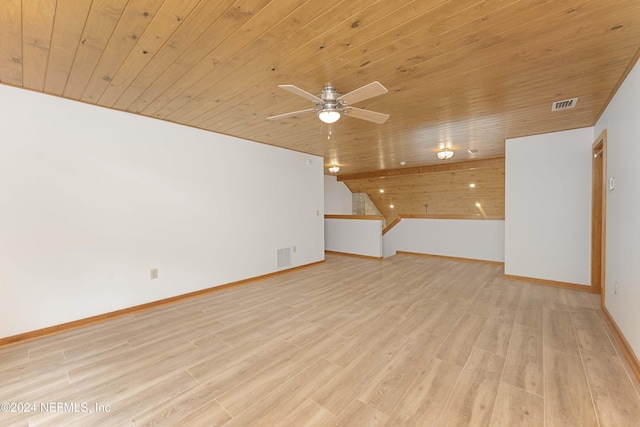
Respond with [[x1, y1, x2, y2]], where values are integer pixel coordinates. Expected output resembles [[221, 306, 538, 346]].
[[319, 85, 342, 111], [321, 85, 339, 101]]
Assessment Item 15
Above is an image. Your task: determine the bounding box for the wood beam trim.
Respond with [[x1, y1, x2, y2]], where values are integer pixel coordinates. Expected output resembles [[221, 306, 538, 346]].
[[396, 251, 504, 266], [503, 274, 594, 293], [324, 215, 384, 220], [601, 306, 640, 382], [400, 214, 505, 220], [325, 251, 383, 260], [337, 157, 505, 181], [382, 216, 401, 235]]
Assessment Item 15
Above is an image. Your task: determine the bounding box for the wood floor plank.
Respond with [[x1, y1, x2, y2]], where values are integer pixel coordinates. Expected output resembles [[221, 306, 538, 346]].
[[335, 400, 388, 426], [543, 308, 580, 355], [561, 288, 594, 309], [358, 333, 444, 415], [67, 340, 198, 384], [394, 298, 443, 336], [416, 302, 467, 339], [570, 308, 618, 355], [501, 324, 544, 396], [311, 330, 408, 415], [435, 311, 487, 367], [160, 399, 231, 427], [187, 341, 299, 393], [467, 287, 500, 317], [490, 382, 544, 426], [494, 282, 523, 311], [223, 359, 342, 427], [323, 312, 405, 368], [514, 283, 544, 330], [544, 348, 598, 426], [542, 286, 570, 310], [384, 358, 463, 426], [475, 307, 516, 356], [71, 371, 198, 427], [216, 329, 348, 416], [581, 349, 640, 426], [275, 399, 336, 427], [437, 348, 506, 426], [132, 393, 230, 427]]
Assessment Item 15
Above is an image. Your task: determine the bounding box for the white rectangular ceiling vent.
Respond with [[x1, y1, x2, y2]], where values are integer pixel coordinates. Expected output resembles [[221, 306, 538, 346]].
[[551, 97, 578, 111]]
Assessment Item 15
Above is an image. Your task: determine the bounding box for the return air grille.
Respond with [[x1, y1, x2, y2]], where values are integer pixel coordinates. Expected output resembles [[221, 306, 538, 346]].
[[277, 247, 291, 268], [551, 97, 578, 111]]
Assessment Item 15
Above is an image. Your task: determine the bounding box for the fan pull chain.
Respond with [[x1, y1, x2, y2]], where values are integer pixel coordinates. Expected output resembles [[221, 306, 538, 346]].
[[327, 123, 332, 140]]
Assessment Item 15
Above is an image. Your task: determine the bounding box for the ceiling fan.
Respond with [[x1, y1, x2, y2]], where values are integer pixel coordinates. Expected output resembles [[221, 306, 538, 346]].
[[267, 81, 390, 124]]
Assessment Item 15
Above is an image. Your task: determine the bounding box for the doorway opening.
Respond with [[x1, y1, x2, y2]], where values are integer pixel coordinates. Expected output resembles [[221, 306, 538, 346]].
[[591, 130, 607, 305]]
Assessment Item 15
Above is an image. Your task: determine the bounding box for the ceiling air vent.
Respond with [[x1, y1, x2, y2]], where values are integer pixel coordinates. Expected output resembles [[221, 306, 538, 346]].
[[551, 97, 578, 111]]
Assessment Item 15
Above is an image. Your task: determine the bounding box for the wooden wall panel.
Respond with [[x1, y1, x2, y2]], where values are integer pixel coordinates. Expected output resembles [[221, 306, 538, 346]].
[[97, 0, 207, 107], [0, 0, 23, 86], [80, 0, 166, 103], [343, 161, 505, 224], [22, 0, 56, 91], [62, 0, 130, 100], [43, 0, 94, 95]]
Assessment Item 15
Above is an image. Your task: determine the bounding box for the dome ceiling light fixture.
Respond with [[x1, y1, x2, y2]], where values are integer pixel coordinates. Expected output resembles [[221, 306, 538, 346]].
[[318, 108, 341, 124], [437, 147, 454, 160]]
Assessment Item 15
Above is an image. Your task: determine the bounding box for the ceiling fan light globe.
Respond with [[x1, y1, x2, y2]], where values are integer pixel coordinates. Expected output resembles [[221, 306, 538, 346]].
[[318, 110, 341, 124]]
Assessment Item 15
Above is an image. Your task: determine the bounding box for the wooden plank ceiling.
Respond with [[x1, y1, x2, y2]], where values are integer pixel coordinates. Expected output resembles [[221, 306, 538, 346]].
[[1, 0, 639, 177]]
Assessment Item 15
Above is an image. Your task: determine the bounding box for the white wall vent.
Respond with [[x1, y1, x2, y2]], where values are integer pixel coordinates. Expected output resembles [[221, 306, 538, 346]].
[[277, 247, 291, 268], [551, 97, 578, 111]]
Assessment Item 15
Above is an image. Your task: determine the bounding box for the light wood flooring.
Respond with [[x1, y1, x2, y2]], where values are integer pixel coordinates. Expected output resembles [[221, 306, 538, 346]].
[[1, 253, 640, 426]]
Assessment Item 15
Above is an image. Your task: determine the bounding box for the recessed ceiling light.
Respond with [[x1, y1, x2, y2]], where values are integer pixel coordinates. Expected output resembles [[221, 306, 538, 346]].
[[400, 161, 406, 166], [390, 204, 394, 208], [469, 183, 476, 188], [475, 202, 482, 207], [467, 148, 479, 154], [379, 189, 384, 193]]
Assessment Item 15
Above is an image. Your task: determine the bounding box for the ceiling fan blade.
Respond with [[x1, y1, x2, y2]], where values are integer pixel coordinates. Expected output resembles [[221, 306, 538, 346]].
[[337, 81, 388, 105], [267, 108, 317, 121], [278, 85, 322, 103], [344, 107, 390, 124]]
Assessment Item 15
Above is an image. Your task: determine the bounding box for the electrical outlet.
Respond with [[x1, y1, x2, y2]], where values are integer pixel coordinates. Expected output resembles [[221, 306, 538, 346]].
[[293, 245, 297, 253], [150, 268, 158, 280], [614, 281, 619, 295]]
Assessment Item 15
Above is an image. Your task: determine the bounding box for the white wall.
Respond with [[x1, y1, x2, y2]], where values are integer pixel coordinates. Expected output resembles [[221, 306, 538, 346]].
[[324, 175, 352, 214], [595, 59, 640, 356], [325, 218, 382, 258], [504, 127, 593, 285], [383, 218, 505, 262], [0, 85, 324, 338]]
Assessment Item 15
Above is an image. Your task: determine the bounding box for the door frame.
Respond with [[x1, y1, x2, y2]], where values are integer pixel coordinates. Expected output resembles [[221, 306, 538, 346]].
[[591, 129, 607, 305]]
